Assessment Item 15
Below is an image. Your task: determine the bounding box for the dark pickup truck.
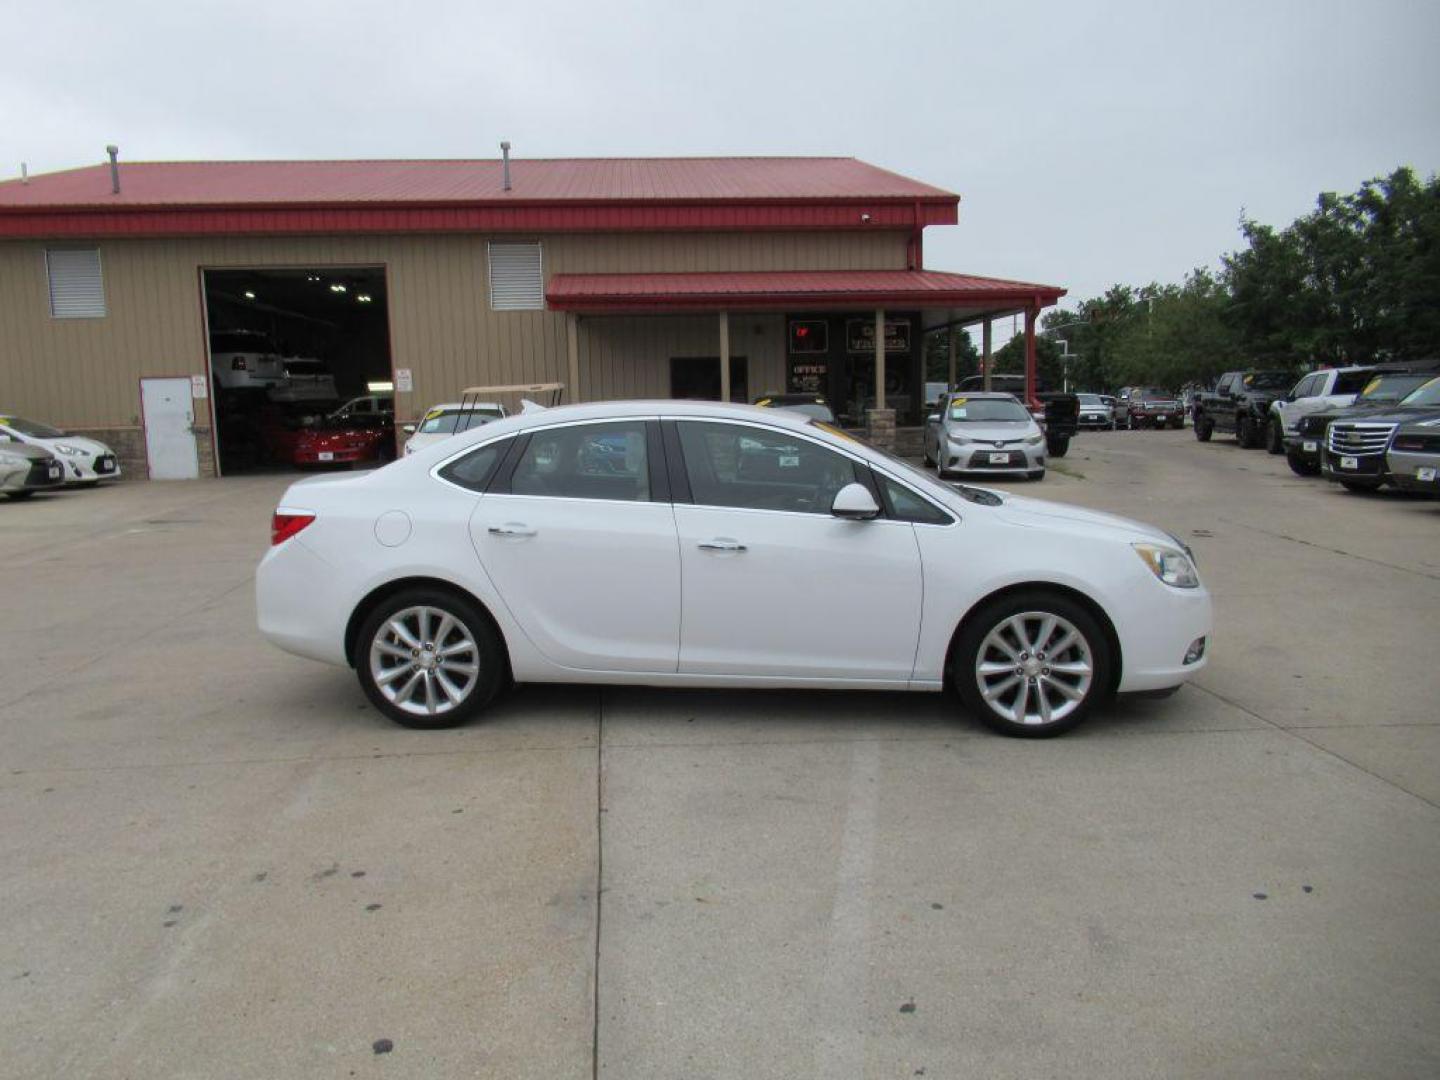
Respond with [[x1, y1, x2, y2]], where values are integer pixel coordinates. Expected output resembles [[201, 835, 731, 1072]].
[[1193, 370, 1294, 447], [952, 374, 1080, 457]]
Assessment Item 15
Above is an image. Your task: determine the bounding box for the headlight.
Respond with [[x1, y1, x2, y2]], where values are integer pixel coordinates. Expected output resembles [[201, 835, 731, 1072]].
[[1025, 434, 1044, 446], [55, 443, 85, 456], [947, 433, 973, 446], [1133, 543, 1200, 589]]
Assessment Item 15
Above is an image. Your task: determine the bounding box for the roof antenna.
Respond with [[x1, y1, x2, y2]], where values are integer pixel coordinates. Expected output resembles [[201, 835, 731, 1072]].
[[500, 141, 512, 192], [106, 144, 120, 194]]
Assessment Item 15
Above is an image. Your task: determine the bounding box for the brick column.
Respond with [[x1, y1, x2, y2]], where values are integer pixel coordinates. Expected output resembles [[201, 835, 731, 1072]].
[[865, 407, 896, 451]]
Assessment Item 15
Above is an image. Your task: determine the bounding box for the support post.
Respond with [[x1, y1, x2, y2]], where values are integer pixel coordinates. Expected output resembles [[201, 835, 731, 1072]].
[[566, 313, 581, 403], [866, 307, 896, 450], [947, 326, 958, 390], [982, 319, 993, 392], [874, 308, 886, 410], [719, 310, 731, 403], [1024, 307, 1038, 407]]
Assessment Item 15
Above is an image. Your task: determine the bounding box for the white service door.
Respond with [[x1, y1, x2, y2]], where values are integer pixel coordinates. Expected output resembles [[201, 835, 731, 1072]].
[[140, 377, 200, 480]]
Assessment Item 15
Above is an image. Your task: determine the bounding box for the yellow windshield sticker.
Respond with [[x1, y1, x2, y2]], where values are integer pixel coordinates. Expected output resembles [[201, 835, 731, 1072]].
[[422, 408, 445, 421], [1242, 374, 1254, 386], [1362, 377, 1382, 396], [811, 420, 860, 443], [755, 398, 772, 407]]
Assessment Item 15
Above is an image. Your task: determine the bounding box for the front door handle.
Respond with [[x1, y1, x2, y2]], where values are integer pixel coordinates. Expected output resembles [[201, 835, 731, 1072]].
[[488, 523, 537, 538], [698, 539, 746, 552]]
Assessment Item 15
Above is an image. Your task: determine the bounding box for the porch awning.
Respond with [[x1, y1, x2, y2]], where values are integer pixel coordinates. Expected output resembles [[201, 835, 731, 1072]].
[[546, 268, 1065, 316]]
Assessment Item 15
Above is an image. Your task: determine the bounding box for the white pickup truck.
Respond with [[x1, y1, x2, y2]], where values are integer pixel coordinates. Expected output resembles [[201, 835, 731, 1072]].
[[1268, 366, 1375, 455]]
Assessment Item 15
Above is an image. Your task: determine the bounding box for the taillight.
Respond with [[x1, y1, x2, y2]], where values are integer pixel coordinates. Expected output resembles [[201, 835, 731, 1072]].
[[271, 511, 315, 545]]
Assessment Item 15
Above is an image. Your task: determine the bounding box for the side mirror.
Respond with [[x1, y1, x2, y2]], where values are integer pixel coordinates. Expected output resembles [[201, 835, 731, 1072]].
[[831, 482, 881, 521], [402, 424, 416, 434], [926, 414, 940, 424]]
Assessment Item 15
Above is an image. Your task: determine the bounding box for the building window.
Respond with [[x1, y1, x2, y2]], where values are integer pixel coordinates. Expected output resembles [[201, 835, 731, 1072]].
[[46, 248, 106, 318], [487, 241, 544, 310]]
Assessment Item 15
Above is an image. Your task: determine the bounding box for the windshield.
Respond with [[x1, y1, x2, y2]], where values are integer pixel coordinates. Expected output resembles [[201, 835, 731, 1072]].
[[771, 402, 834, 421], [1077, 394, 1105, 407], [1360, 373, 1433, 402], [1242, 372, 1294, 390], [418, 408, 502, 434], [1138, 389, 1174, 401], [1399, 376, 1440, 408], [0, 416, 65, 438], [948, 397, 1030, 422]]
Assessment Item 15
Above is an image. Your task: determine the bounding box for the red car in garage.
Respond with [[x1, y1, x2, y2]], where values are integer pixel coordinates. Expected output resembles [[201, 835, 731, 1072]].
[[292, 422, 394, 467]]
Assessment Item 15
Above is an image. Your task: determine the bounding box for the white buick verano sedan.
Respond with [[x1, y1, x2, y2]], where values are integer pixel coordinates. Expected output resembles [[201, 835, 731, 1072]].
[[257, 401, 1211, 737]]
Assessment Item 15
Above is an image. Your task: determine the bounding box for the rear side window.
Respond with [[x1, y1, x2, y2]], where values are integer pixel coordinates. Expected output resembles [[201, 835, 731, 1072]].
[[511, 422, 650, 502], [438, 439, 511, 492], [1333, 371, 1374, 395]]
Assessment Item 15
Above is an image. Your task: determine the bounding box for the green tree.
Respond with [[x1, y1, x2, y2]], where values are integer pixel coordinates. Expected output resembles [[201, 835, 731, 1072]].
[[923, 327, 980, 384]]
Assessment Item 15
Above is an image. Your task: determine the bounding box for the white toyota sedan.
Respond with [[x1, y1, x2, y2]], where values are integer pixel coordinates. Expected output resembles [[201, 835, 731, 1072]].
[[257, 401, 1211, 737]]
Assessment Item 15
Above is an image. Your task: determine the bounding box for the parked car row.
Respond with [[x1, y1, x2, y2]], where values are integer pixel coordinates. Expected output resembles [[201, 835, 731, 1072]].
[[1194, 361, 1440, 496], [0, 414, 122, 499]]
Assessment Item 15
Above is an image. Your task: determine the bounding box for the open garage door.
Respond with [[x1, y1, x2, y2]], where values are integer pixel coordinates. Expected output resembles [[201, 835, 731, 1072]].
[[203, 267, 394, 475]]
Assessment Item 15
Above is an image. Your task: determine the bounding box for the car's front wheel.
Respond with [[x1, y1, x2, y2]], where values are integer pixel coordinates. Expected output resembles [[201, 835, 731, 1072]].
[[954, 592, 1113, 737], [1266, 419, 1284, 454], [1194, 417, 1213, 441], [356, 588, 506, 729]]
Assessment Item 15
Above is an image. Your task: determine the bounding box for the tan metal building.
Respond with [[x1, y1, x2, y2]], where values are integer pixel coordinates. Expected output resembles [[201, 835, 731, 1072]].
[[0, 155, 1063, 478]]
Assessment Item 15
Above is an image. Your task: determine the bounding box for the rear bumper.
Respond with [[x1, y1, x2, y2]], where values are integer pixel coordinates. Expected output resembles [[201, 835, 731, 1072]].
[[256, 537, 351, 666]]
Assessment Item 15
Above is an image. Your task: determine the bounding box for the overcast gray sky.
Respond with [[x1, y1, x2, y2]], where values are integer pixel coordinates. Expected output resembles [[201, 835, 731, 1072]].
[[3, 0, 1437, 306]]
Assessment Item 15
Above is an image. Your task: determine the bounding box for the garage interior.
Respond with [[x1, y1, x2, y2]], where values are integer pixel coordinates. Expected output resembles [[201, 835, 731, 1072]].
[[203, 267, 393, 475]]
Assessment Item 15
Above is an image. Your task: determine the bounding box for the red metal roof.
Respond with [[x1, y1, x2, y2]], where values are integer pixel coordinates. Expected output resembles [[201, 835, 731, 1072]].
[[0, 157, 954, 207], [0, 157, 958, 239], [546, 269, 1065, 313]]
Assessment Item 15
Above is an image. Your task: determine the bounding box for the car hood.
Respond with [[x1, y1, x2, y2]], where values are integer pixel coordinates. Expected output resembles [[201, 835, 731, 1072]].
[[945, 422, 1039, 442], [0, 442, 57, 462], [1330, 405, 1440, 426], [39, 434, 110, 455], [989, 491, 1173, 545]]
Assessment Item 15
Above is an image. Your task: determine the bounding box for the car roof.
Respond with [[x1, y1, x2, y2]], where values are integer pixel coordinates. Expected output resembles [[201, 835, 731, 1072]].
[[945, 391, 1020, 400], [424, 401, 503, 411]]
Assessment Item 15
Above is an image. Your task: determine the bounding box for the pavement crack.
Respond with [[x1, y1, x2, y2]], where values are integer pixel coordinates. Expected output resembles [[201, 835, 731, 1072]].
[[592, 686, 605, 1080], [1190, 681, 1440, 812], [1215, 515, 1440, 582]]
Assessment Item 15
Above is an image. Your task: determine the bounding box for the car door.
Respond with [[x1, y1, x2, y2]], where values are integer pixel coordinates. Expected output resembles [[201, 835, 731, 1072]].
[[669, 418, 923, 680], [467, 418, 681, 673]]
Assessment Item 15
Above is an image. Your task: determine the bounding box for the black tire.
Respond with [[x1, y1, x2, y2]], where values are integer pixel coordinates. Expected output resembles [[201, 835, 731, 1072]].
[[1047, 435, 1070, 458], [1265, 419, 1284, 454], [1285, 449, 1320, 476], [1237, 416, 1259, 448], [954, 590, 1113, 738], [1026, 470, 1045, 481], [922, 439, 935, 467], [4, 490, 36, 500], [355, 587, 507, 729], [1340, 478, 1382, 494], [1194, 417, 1213, 442]]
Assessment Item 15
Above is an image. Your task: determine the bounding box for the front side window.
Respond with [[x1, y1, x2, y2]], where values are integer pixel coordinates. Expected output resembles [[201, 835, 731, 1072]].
[[676, 421, 862, 515], [511, 422, 649, 502], [876, 473, 952, 525]]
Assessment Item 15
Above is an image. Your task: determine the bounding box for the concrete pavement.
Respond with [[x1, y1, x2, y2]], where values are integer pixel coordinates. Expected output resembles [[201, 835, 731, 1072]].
[[1, 433, 1437, 1078]]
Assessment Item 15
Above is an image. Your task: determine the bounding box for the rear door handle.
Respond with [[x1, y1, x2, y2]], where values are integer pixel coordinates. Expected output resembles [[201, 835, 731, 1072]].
[[698, 539, 746, 552], [488, 523, 537, 538]]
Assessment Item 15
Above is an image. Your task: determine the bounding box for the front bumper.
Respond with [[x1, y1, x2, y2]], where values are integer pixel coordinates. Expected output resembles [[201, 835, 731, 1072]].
[[1112, 577, 1213, 693], [2, 457, 65, 492], [1385, 449, 1440, 494], [1284, 435, 1323, 466], [1131, 409, 1183, 426], [942, 443, 1046, 474], [60, 453, 121, 483], [1321, 448, 1385, 482], [1076, 413, 1112, 429]]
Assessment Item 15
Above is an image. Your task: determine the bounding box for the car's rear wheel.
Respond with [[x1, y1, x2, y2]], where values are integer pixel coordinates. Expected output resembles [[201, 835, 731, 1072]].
[[1194, 417, 1213, 442], [356, 588, 506, 729], [954, 592, 1112, 738]]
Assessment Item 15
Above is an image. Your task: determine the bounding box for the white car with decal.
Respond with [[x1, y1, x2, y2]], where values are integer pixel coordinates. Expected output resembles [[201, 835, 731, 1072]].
[[402, 402, 507, 455], [0, 415, 121, 485]]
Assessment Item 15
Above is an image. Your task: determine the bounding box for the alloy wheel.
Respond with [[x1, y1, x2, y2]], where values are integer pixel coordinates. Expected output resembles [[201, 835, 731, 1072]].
[[974, 611, 1094, 726], [368, 605, 481, 717]]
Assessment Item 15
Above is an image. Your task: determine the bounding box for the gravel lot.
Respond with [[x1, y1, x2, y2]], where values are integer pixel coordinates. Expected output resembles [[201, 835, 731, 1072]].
[[2, 429, 1438, 1079]]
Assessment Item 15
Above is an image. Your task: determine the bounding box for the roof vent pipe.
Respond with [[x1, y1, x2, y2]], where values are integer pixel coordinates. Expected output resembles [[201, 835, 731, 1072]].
[[500, 141, 511, 192], [106, 145, 120, 194], [20, 162, 27, 184]]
